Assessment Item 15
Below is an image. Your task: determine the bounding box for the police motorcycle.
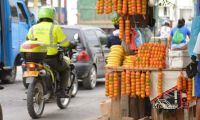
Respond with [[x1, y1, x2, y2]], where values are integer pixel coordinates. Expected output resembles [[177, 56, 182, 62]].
[[21, 46, 79, 97], [20, 40, 77, 119]]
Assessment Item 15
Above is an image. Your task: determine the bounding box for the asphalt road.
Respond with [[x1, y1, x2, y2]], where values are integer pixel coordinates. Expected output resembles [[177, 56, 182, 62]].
[[0, 67, 106, 120]]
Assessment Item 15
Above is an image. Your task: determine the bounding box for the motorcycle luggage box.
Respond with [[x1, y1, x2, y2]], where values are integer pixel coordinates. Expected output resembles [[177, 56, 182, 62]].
[[20, 41, 47, 62]]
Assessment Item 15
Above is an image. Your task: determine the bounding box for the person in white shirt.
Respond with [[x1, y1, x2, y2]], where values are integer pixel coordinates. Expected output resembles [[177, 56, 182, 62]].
[[160, 22, 171, 38]]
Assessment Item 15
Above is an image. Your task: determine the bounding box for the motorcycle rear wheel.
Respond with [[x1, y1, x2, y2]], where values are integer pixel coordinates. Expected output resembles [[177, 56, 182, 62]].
[[71, 69, 78, 97], [27, 78, 45, 119]]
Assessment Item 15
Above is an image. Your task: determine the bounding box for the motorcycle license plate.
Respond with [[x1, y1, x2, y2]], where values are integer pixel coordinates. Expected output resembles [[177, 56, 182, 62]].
[[23, 71, 39, 77]]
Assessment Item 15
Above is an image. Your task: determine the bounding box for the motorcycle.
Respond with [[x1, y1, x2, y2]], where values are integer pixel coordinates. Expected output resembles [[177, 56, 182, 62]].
[[20, 41, 78, 119], [21, 47, 78, 97]]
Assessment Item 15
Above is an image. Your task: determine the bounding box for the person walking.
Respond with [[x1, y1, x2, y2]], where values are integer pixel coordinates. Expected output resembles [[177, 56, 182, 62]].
[[168, 18, 191, 50]]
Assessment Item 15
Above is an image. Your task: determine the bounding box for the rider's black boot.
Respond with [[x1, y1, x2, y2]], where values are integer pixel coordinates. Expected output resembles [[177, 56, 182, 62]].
[[57, 69, 70, 98]]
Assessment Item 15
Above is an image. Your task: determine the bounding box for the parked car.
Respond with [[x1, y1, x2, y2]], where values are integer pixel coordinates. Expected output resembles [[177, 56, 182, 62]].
[[62, 25, 109, 89]]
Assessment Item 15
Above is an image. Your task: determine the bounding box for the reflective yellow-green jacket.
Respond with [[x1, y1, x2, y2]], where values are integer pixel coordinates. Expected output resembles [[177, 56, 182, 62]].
[[27, 22, 70, 55]]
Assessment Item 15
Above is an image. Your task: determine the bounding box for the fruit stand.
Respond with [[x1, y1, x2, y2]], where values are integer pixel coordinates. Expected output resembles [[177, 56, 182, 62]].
[[103, 45, 194, 120], [95, 0, 195, 120]]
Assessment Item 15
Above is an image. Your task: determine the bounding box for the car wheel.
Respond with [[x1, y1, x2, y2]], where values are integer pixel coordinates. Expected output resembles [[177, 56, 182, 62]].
[[83, 66, 97, 89]]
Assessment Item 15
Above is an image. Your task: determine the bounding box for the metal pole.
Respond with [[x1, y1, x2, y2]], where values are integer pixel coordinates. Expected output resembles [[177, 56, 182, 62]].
[[58, 0, 61, 24], [34, 0, 38, 17], [64, 0, 67, 24], [51, 0, 53, 7]]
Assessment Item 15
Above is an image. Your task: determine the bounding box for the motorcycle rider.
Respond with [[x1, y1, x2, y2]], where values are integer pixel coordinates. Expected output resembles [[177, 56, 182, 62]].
[[26, 6, 71, 97]]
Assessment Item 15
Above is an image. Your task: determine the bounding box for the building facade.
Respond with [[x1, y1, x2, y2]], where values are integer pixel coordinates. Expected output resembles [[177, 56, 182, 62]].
[[158, 0, 194, 24]]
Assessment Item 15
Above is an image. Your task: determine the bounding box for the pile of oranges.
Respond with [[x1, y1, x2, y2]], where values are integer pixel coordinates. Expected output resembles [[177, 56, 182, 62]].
[[157, 71, 163, 97], [122, 70, 151, 98], [125, 17, 131, 43], [96, 0, 104, 14], [187, 78, 193, 102], [119, 16, 124, 40], [177, 72, 193, 102], [145, 71, 151, 96], [96, 0, 148, 44], [105, 72, 119, 98], [105, 70, 151, 98], [136, 43, 167, 69], [105, 0, 112, 14], [119, 16, 131, 42], [122, 43, 167, 69], [177, 72, 187, 91], [96, 0, 147, 15]]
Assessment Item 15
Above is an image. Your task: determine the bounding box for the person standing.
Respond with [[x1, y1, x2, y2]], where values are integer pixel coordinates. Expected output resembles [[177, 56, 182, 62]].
[[193, 32, 200, 120], [106, 15, 121, 48], [168, 18, 191, 50], [159, 21, 171, 38]]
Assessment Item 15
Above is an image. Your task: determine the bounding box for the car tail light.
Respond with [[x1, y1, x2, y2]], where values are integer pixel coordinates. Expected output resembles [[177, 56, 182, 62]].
[[77, 51, 90, 62]]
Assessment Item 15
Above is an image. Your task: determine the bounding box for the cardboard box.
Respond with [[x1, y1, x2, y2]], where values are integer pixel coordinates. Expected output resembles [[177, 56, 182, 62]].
[[168, 50, 191, 69], [100, 99, 111, 116], [96, 115, 109, 120]]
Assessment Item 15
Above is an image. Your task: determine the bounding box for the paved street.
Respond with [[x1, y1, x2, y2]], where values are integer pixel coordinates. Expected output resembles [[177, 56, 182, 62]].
[[0, 67, 106, 120]]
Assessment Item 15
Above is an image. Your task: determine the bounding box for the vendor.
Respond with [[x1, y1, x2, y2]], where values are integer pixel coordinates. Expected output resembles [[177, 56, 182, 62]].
[[106, 15, 121, 48], [106, 28, 121, 48], [193, 32, 200, 120], [168, 18, 191, 50]]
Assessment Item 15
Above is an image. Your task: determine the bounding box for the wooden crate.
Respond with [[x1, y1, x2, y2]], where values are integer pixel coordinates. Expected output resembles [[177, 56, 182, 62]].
[[96, 115, 109, 120], [122, 117, 134, 120], [151, 109, 184, 120], [100, 99, 111, 116]]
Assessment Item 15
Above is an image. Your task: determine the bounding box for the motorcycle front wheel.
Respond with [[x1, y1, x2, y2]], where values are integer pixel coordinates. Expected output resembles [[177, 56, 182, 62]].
[[27, 77, 45, 119]]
